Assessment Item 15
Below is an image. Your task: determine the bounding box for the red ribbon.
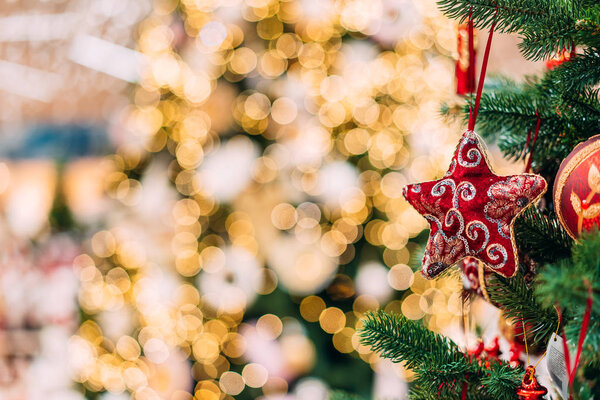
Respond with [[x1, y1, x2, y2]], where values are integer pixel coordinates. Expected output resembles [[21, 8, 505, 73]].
[[557, 280, 594, 397], [571, 281, 593, 386], [467, 7, 498, 131], [461, 381, 468, 400], [467, 10, 475, 121]]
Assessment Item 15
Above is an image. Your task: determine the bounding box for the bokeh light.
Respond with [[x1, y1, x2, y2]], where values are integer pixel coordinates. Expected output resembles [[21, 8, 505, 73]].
[[0, 0, 487, 398]]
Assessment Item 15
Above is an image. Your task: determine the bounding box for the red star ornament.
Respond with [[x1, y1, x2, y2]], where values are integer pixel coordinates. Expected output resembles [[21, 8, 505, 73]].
[[402, 131, 547, 279]]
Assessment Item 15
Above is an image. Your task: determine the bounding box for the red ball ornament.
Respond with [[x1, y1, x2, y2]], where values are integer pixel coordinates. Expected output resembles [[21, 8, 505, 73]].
[[554, 134, 600, 238]]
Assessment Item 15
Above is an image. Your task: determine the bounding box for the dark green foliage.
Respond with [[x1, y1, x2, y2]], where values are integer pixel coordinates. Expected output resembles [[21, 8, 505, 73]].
[[536, 232, 600, 360], [438, 0, 582, 60], [514, 207, 573, 264], [535, 232, 600, 398], [480, 363, 526, 399], [535, 231, 600, 318], [546, 49, 600, 96], [359, 310, 463, 368], [328, 391, 365, 400], [359, 311, 522, 399], [486, 271, 559, 346]]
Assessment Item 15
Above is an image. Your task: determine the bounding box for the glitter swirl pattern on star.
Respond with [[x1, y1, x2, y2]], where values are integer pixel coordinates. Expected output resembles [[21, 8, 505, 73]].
[[403, 131, 547, 278]]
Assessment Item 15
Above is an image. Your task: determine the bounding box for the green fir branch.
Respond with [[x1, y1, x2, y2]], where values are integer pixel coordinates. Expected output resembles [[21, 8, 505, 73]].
[[455, 78, 600, 173], [536, 232, 600, 354], [408, 385, 441, 400], [359, 310, 463, 368], [514, 207, 573, 264], [547, 50, 600, 94], [437, 0, 560, 32], [536, 231, 600, 313], [413, 360, 474, 397], [566, 315, 600, 364], [486, 271, 559, 346], [438, 0, 582, 61], [535, 232, 600, 395], [360, 311, 521, 399], [519, 24, 578, 61], [480, 362, 524, 400]]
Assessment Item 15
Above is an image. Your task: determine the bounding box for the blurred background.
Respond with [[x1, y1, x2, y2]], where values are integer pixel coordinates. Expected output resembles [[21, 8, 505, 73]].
[[0, 0, 545, 399]]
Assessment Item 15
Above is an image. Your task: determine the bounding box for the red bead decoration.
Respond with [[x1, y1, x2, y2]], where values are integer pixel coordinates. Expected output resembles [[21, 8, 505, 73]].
[[554, 134, 600, 238], [403, 131, 547, 278], [516, 365, 548, 400]]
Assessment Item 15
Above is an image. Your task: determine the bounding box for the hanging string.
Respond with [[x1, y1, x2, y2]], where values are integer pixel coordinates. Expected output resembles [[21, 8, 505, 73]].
[[532, 305, 561, 369], [523, 129, 532, 163], [520, 309, 561, 373], [521, 318, 530, 366], [467, 7, 499, 131], [524, 112, 541, 173], [462, 297, 471, 352], [460, 297, 471, 400], [467, 9, 475, 122]]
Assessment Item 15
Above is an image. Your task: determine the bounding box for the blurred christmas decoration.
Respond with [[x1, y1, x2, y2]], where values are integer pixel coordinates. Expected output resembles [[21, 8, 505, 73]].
[[554, 134, 600, 239], [0, 0, 151, 124], [545, 47, 575, 70], [0, 232, 81, 399]]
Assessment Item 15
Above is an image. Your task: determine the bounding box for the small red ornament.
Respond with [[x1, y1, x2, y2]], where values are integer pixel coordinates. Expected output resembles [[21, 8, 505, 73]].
[[456, 23, 476, 95], [546, 47, 575, 70], [516, 365, 548, 400], [403, 131, 547, 278], [554, 134, 600, 238]]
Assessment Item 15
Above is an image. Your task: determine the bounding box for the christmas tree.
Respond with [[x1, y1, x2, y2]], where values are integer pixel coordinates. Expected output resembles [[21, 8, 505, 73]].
[[359, 1, 600, 399]]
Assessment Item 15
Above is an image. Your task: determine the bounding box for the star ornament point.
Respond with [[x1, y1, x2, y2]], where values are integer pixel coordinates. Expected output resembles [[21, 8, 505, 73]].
[[403, 131, 547, 279]]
